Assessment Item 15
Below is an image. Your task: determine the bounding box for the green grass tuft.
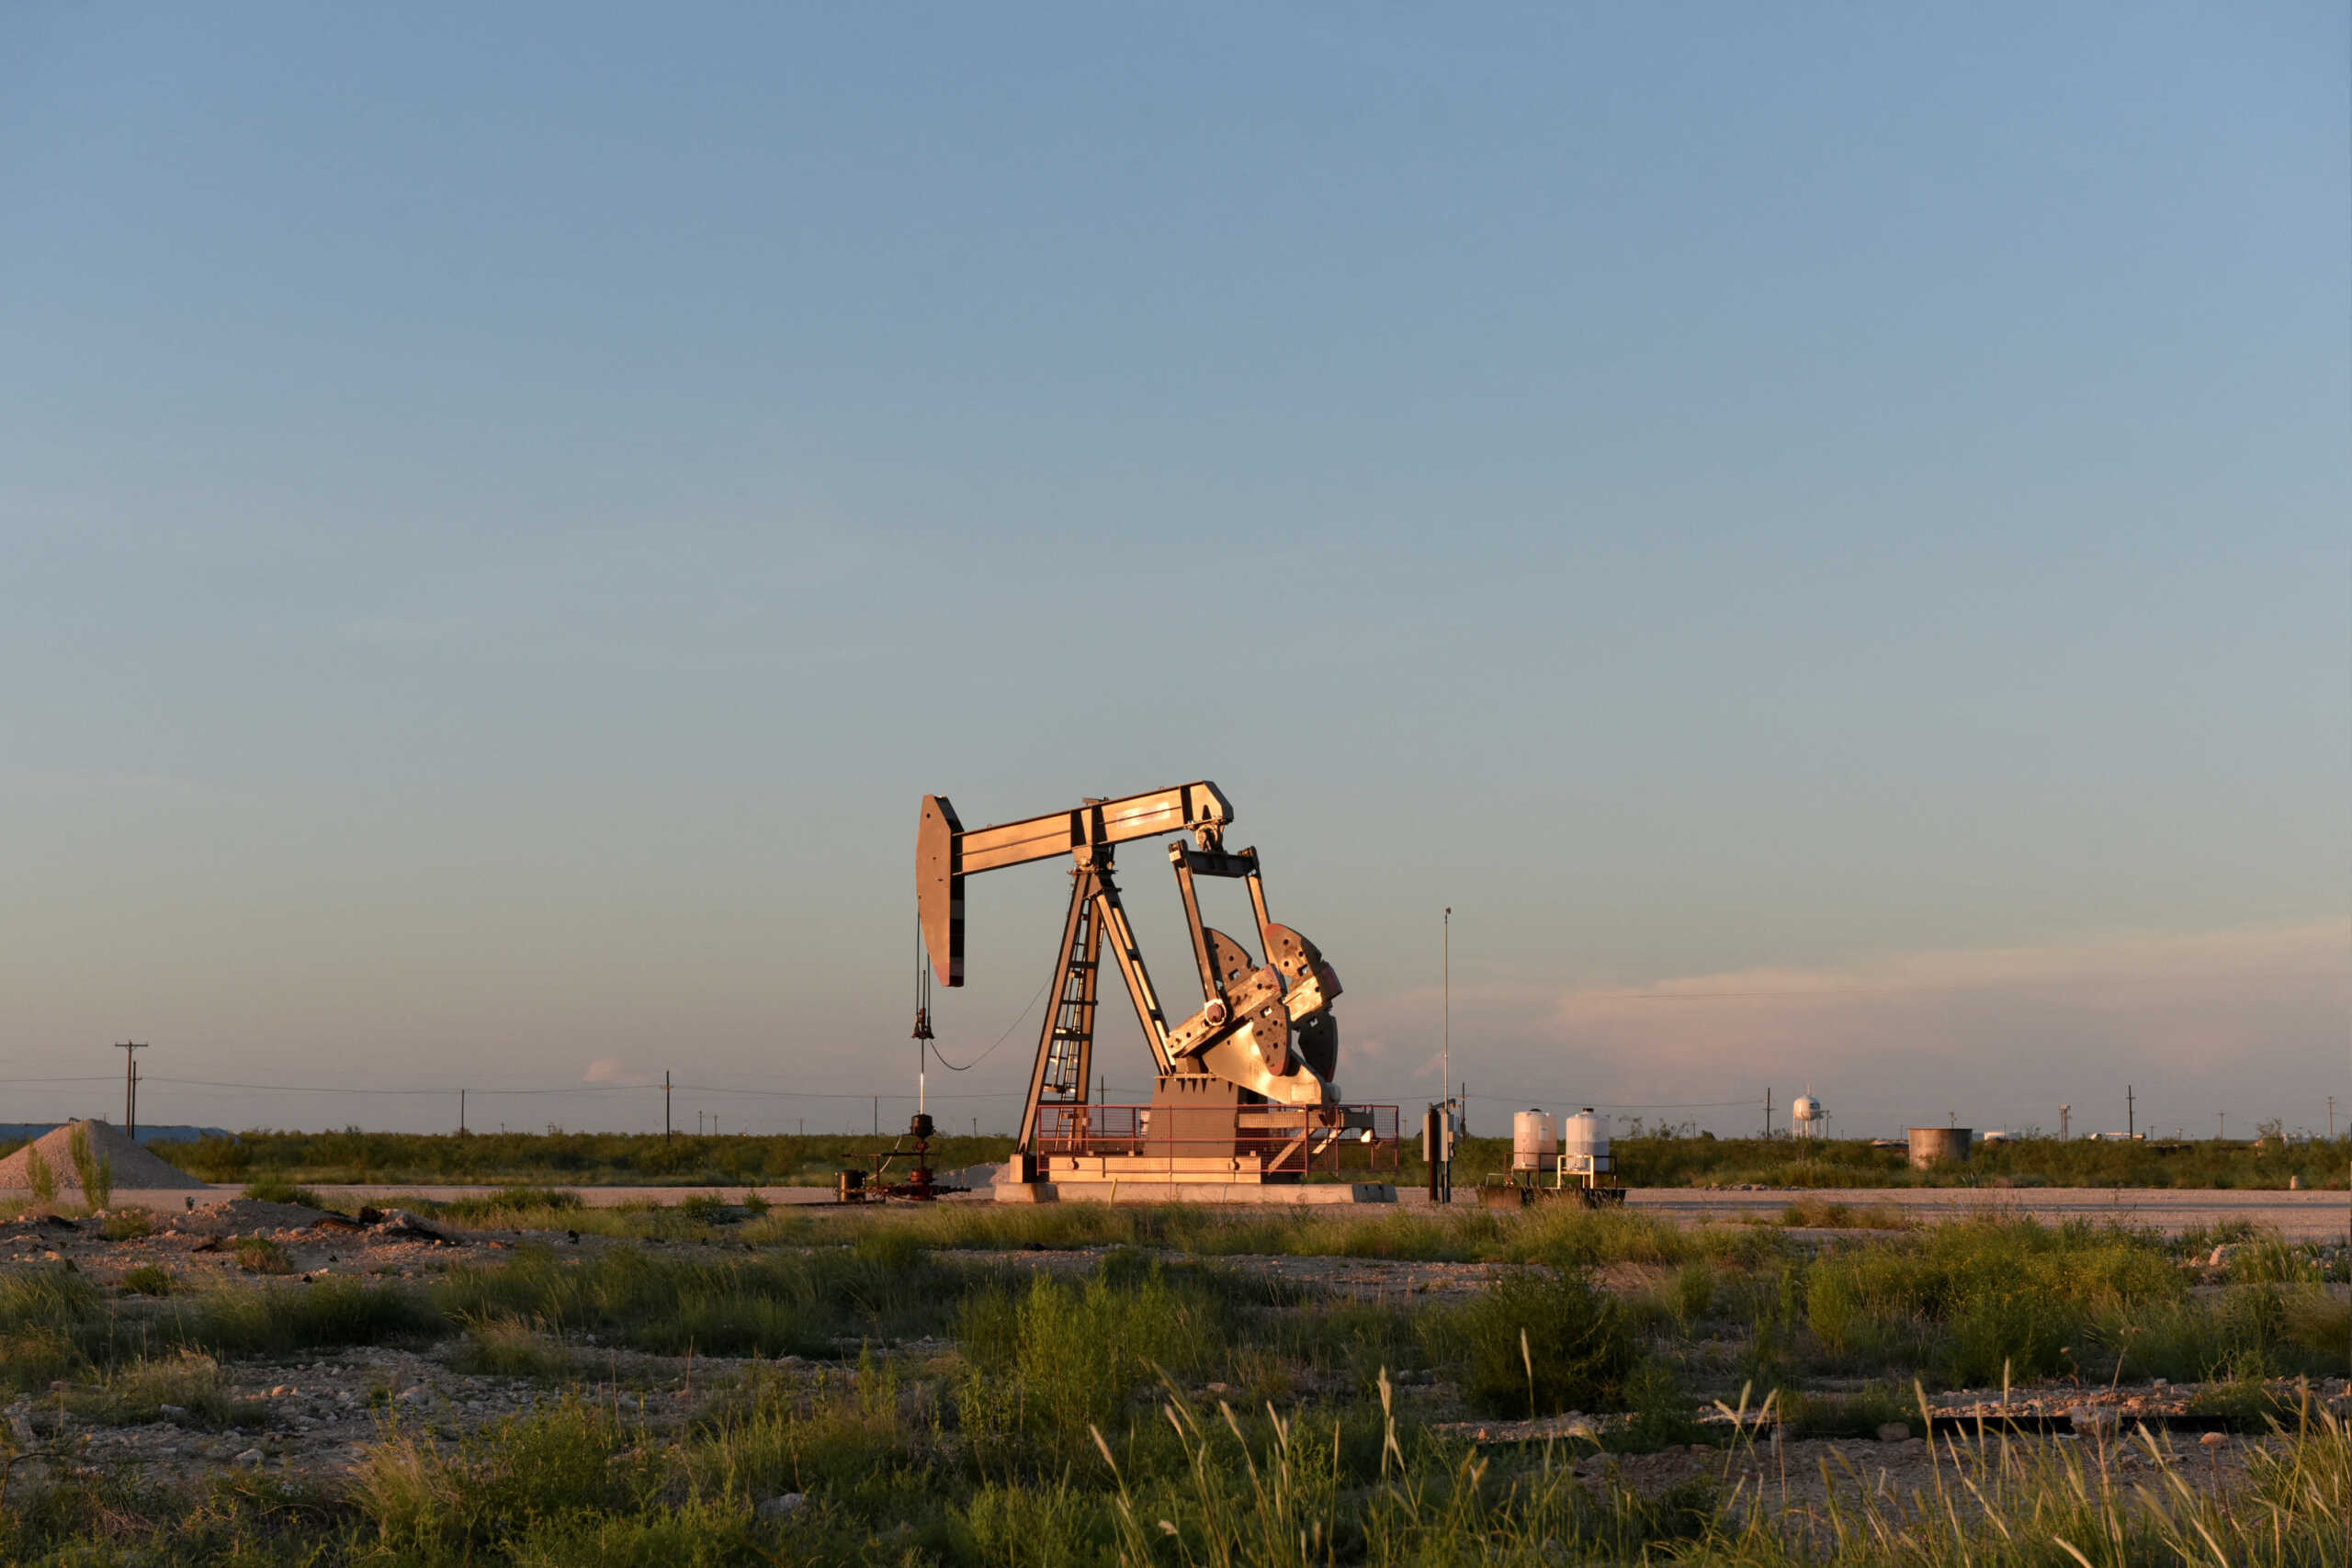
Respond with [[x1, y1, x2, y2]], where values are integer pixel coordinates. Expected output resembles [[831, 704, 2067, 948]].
[[446, 1314, 576, 1381], [1432, 1266, 1642, 1417], [232, 1236, 296, 1275], [119, 1264, 178, 1297], [240, 1175, 323, 1209]]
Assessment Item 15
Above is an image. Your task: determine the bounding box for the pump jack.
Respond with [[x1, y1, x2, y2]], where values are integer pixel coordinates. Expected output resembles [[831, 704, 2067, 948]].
[[919, 782, 1386, 1193]]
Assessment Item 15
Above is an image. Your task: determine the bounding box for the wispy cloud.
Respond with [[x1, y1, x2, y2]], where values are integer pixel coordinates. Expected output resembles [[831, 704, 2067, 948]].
[[583, 1058, 651, 1087], [1346, 922, 2350, 1134]]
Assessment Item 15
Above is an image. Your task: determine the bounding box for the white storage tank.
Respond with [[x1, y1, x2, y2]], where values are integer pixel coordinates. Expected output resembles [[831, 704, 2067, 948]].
[[1560, 1107, 1612, 1175], [1511, 1109, 1556, 1172]]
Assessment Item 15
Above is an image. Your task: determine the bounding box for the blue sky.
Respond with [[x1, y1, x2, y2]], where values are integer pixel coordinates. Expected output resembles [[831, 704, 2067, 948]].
[[3, 6, 2345, 1138]]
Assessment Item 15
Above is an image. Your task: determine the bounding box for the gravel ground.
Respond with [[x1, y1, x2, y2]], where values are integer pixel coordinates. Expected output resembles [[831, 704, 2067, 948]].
[[85, 1184, 2352, 1238], [4, 1201, 2341, 1500]]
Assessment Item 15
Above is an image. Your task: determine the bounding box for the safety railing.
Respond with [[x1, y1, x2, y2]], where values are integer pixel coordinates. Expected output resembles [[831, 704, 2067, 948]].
[[1034, 1102, 1400, 1177]]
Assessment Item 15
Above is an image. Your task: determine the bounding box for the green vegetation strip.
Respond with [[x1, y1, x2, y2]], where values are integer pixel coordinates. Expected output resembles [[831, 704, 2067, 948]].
[[31, 1127, 2341, 1190]]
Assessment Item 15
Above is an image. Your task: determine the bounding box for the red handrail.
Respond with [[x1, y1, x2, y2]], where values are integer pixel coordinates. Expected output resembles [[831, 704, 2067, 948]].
[[1033, 1103, 1400, 1176]]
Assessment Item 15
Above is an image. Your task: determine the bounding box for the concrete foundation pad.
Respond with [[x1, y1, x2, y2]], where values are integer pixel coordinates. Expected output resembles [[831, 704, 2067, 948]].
[[995, 1180, 1396, 1205]]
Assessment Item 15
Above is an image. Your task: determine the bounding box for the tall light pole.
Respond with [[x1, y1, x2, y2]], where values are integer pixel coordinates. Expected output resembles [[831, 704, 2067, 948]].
[[1442, 908, 1452, 1203]]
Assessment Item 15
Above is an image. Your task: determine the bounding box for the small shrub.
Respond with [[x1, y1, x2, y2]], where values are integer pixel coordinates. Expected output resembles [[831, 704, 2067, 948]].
[[853, 1227, 929, 1271], [434, 1242, 955, 1359], [1804, 1220, 2180, 1383], [956, 1264, 1225, 1458], [233, 1237, 295, 1275], [73, 1351, 262, 1429], [0, 1268, 101, 1333], [674, 1192, 729, 1224], [1775, 1382, 1917, 1440], [2186, 1377, 2302, 1433], [1439, 1267, 1640, 1417], [1692, 1225, 1792, 1269], [24, 1146, 55, 1205], [960, 1477, 1105, 1568], [434, 1187, 584, 1226], [1625, 1476, 1720, 1541], [241, 1176, 322, 1209], [1781, 1196, 1909, 1229], [356, 1398, 657, 1558], [120, 1265, 178, 1297], [67, 1126, 112, 1210], [182, 1275, 441, 1356], [1665, 1261, 1716, 1329], [447, 1315, 573, 1381], [1509, 1206, 1690, 1268], [0, 1269, 100, 1391], [99, 1209, 153, 1241], [2282, 1288, 2352, 1357], [2224, 1235, 2324, 1285], [0, 1327, 85, 1391], [1613, 1362, 1705, 1451]]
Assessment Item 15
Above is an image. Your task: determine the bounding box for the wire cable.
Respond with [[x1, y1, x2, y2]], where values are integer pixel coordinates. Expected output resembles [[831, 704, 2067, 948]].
[[140, 1077, 642, 1097], [927, 972, 1053, 1073]]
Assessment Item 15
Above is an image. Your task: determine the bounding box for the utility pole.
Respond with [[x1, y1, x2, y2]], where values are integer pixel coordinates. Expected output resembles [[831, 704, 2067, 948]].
[[697, 1111, 704, 1136], [2060, 1105, 2069, 1140], [1442, 907, 1451, 1203], [116, 1043, 148, 1137], [2217, 1111, 2224, 1142], [873, 1096, 879, 1137], [2329, 1097, 2337, 1139], [1764, 1088, 1772, 1141], [459, 1089, 466, 1136], [663, 1072, 673, 1145], [2126, 1084, 2134, 1141]]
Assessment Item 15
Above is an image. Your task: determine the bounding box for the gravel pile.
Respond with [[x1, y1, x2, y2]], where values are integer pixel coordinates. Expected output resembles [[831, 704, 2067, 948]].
[[0, 1120, 212, 1193]]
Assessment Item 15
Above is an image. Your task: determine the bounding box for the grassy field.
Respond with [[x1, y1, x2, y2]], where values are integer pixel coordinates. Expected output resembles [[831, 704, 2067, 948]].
[[43, 1127, 2347, 1190], [0, 1193, 2345, 1563]]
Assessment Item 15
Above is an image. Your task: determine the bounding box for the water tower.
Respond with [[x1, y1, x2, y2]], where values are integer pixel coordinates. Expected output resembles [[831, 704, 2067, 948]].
[[1792, 1093, 1826, 1139]]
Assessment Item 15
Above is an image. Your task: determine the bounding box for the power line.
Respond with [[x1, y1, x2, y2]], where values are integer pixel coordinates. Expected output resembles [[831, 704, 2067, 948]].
[[1457, 1090, 1758, 1110], [0, 1072, 1034, 1104], [141, 1077, 645, 1097], [673, 1082, 1027, 1101]]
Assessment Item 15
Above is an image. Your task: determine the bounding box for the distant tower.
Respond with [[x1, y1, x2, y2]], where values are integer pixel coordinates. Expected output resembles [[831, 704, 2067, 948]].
[[1792, 1092, 1826, 1140]]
